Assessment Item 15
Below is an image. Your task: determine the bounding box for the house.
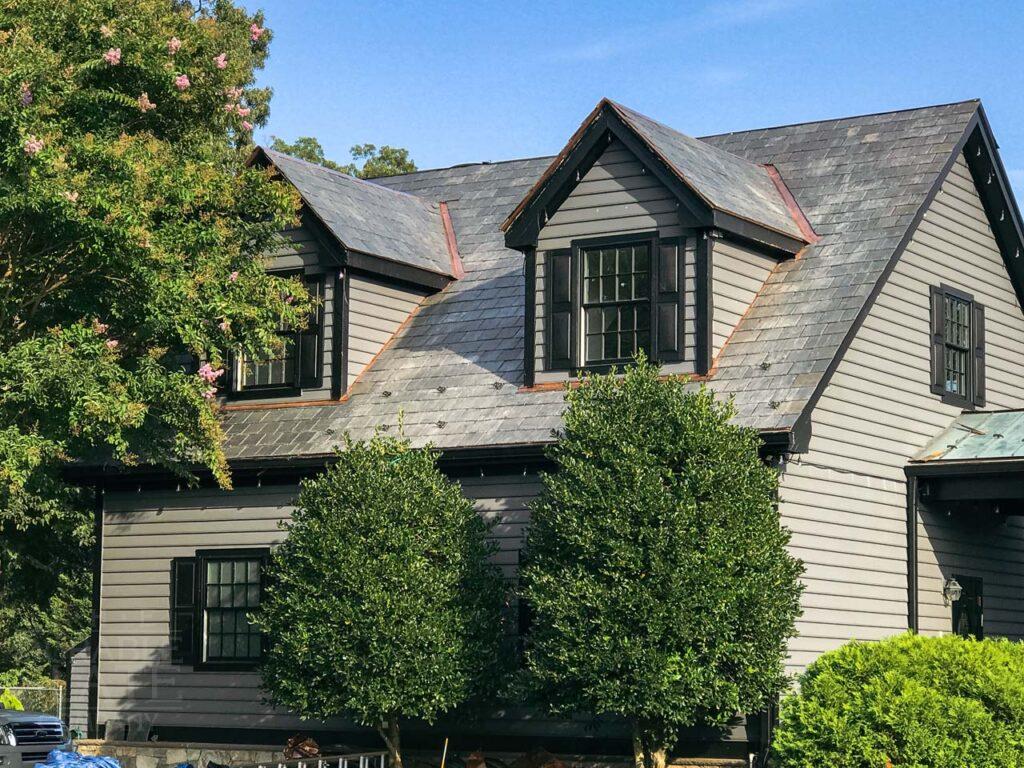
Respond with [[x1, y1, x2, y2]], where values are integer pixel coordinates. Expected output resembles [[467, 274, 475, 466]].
[[73, 97, 1024, 762]]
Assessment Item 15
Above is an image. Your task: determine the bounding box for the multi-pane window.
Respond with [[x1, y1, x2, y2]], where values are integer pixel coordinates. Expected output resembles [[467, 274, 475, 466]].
[[238, 275, 323, 391], [943, 293, 971, 397], [930, 284, 985, 409], [582, 243, 651, 364], [203, 556, 264, 663]]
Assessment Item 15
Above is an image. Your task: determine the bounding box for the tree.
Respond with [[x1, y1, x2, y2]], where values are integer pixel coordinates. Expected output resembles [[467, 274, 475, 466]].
[[0, 0, 313, 520], [521, 357, 803, 768], [253, 435, 509, 768], [270, 135, 416, 178], [773, 633, 1024, 768]]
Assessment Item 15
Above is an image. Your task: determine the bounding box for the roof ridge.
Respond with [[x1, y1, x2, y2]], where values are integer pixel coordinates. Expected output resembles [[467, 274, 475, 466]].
[[698, 98, 980, 140], [377, 153, 556, 180]]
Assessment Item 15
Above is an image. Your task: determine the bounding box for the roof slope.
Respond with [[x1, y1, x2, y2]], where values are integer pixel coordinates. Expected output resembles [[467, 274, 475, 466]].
[[610, 101, 806, 240], [263, 148, 453, 276], [912, 410, 1024, 463], [220, 101, 981, 461]]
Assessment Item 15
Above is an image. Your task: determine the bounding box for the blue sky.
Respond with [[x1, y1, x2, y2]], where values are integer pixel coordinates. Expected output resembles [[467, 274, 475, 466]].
[[245, 0, 1024, 196]]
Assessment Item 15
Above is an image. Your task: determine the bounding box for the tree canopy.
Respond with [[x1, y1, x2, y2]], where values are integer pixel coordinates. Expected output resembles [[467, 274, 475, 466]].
[[521, 357, 803, 768], [270, 135, 416, 178], [254, 435, 509, 768]]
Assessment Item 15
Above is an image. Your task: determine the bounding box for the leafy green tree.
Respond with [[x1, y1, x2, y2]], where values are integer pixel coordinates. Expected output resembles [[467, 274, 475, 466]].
[[521, 357, 803, 768], [269, 135, 344, 171], [773, 633, 1024, 768], [254, 435, 509, 768], [270, 136, 416, 179], [0, 0, 313, 518]]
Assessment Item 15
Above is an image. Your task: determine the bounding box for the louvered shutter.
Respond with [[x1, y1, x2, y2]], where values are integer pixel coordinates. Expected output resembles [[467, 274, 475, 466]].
[[170, 558, 197, 665], [655, 238, 684, 362], [545, 249, 574, 370], [973, 302, 986, 407], [929, 285, 946, 395]]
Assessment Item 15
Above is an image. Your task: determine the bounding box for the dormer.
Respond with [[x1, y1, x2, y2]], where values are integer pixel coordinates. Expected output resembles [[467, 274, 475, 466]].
[[503, 99, 816, 385], [225, 149, 461, 403]]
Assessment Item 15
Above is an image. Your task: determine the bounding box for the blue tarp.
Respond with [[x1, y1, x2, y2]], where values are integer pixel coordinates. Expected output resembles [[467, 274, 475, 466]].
[[36, 751, 121, 768]]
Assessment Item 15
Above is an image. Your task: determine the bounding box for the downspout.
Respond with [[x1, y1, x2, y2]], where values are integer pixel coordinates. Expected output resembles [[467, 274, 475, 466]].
[[906, 475, 919, 633]]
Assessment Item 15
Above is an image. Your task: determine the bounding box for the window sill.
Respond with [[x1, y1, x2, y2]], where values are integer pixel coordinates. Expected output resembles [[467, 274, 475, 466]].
[[224, 386, 303, 401], [188, 660, 262, 672], [937, 389, 974, 410]]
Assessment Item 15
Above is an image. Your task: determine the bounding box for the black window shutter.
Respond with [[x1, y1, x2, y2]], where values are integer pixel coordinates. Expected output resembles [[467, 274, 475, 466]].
[[170, 558, 197, 665], [655, 239, 684, 362], [297, 276, 324, 388], [545, 249, 573, 370], [929, 285, 946, 395], [973, 302, 986, 407]]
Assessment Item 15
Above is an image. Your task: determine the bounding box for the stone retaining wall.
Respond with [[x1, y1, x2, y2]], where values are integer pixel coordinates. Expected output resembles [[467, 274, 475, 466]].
[[75, 740, 281, 768]]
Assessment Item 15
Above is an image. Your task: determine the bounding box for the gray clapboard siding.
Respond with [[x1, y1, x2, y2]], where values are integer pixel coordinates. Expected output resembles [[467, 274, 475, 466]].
[[347, 274, 427, 387], [533, 139, 696, 382], [711, 239, 777, 359], [68, 642, 91, 734], [97, 474, 538, 730], [777, 153, 1024, 672]]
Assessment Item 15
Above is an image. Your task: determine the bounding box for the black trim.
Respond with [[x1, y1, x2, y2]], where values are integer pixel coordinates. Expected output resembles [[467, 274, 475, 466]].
[[790, 110, 983, 450], [544, 248, 574, 371], [523, 248, 537, 388], [929, 283, 982, 409], [191, 548, 270, 672], [694, 231, 713, 375], [87, 487, 103, 739], [906, 474, 919, 633], [331, 268, 348, 398]]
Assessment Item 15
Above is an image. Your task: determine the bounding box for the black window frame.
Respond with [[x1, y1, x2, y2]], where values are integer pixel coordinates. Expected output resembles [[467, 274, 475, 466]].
[[228, 270, 325, 399], [580, 238, 654, 367], [544, 232, 685, 374], [169, 548, 270, 671], [929, 284, 986, 409]]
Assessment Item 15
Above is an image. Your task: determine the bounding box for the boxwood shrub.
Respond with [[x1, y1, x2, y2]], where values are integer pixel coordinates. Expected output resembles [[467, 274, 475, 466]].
[[773, 632, 1024, 768]]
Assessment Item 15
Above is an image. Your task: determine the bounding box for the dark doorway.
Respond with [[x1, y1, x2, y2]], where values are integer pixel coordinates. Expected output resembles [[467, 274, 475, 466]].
[[952, 575, 983, 639]]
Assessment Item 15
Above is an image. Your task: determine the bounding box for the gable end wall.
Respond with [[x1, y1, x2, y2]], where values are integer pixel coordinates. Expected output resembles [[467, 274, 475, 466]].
[[777, 153, 1024, 672]]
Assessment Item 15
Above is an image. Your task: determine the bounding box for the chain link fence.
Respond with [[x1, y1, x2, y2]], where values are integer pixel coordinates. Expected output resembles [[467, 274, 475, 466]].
[[0, 686, 64, 720]]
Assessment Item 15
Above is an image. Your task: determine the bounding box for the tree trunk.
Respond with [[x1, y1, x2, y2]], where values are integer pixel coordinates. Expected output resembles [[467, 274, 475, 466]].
[[377, 715, 402, 768], [631, 721, 646, 768], [648, 747, 666, 768]]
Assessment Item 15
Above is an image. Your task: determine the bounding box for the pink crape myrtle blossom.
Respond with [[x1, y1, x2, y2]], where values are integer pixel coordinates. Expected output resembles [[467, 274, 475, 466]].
[[23, 136, 43, 155], [167, 37, 182, 54], [218, 320, 230, 332], [198, 363, 224, 383], [213, 53, 227, 69], [138, 92, 156, 112], [235, 105, 250, 117], [20, 83, 32, 106], [202, 387, 217, 400], [240, 120, 252, 131], [225, 86, 244, 101], [92, 319, 109, 334], [103, 48, 121, 65], [229, 270, 239, 282], [174, 74, 190, 91], [63, 190, 79, 203], [105, 339, 119, 350], [250, 23, 264, 41], [224, 103, 235, 113]]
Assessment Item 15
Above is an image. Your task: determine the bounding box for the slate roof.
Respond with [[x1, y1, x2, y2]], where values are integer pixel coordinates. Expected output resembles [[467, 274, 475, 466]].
[[262, 148, 453, 276], [220, 100, 982, 461], [610, 101, 806, 240], [912, 410, 1024, 463]]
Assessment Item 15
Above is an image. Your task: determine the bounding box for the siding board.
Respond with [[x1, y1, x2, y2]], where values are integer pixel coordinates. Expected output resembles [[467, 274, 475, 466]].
[[347, 275, 427, 387]]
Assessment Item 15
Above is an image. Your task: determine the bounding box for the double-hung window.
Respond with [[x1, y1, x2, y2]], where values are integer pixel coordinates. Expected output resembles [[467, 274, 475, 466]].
[[234, 273, 324, 394], [170, 548, 269, 669], [929, 284, 985, 408], [544, 233, 685, 372]]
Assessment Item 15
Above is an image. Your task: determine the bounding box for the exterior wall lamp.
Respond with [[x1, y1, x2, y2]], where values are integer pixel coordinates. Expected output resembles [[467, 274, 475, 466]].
[[943, 576, 963, 606]]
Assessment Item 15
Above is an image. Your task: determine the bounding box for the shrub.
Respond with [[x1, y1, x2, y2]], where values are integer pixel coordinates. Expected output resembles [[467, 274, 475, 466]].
[[773, 632, 1024, 768], [521, 357, 803, 768], [253, 435, 509, 768]]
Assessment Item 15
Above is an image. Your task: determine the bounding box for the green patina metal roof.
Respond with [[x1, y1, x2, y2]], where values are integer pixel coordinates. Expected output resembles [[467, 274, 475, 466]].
[[912, 410, 1024, 463]]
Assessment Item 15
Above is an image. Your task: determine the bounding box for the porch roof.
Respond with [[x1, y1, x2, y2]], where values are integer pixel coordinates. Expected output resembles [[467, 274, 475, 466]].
[[912, 410, 1024, 464]]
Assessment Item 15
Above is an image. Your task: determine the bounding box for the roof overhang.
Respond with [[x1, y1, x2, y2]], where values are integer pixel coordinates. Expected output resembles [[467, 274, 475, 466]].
[[502, 99, 810, 256]]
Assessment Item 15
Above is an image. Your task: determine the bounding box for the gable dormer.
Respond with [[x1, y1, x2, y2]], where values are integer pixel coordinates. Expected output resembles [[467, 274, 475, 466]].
[[504, 99, 814, 386], [226, 149, 459, 403]]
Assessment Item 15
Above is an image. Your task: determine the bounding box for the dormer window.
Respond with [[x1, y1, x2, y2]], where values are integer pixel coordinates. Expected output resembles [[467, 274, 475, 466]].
[[232, 273, 324, 395], [582, 239, 651, 365]]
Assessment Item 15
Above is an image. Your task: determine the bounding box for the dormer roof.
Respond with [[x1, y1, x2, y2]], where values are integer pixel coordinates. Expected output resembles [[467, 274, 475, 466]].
[[503, 98, 814, 253], [257, 147, 458, 283]]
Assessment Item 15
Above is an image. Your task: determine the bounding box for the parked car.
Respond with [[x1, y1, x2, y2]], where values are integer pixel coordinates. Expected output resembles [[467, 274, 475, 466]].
[[0, 708, 73, 767]]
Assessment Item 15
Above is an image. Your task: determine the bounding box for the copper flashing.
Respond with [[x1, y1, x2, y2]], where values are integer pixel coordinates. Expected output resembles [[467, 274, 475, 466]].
[[439, 201, 465, 279], [764, 164, 820, 244]]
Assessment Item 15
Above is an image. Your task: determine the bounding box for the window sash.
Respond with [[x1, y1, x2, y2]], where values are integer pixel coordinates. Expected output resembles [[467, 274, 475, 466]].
[[943, 293, 971, 397], [581, 242, 652, 365], [197, 552, 267, 665]]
